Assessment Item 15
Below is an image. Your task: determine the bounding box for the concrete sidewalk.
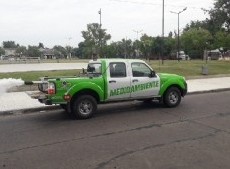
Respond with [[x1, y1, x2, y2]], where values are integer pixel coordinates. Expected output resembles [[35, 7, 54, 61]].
[[1, 77, 230, 113]]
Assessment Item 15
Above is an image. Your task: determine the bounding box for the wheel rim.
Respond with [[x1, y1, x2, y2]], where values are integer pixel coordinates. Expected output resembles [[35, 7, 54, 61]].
[[169, 91, 179, 105], [78, 99, 93, 115]]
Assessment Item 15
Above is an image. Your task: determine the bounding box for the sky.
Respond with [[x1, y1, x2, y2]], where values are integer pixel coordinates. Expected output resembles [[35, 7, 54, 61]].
[[0, 0, 214, 48]]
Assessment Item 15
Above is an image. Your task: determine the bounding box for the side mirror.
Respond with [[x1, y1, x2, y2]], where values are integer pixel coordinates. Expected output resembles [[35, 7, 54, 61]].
[[150, 71, 156, 78]]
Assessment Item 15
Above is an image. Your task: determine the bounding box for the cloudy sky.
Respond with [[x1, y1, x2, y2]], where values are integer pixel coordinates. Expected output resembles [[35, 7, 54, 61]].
[[0, 0, 214, 48]]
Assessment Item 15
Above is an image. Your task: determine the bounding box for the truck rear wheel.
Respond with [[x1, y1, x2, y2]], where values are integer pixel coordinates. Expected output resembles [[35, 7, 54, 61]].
[[163, 87, 181, 107], [71, 95, 97, 119]]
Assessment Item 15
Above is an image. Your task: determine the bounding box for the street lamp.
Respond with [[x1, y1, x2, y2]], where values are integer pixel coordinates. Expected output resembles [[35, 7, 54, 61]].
[[170, 7, 187, 61], [133, 30, 143, 40]]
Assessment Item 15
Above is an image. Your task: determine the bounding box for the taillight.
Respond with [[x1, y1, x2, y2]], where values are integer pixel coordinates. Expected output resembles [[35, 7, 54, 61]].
[[47, 83, 55, 94], [63, 94, 71, 101]]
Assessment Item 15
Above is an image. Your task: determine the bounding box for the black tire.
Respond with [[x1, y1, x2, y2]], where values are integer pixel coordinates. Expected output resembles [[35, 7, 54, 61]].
[[163, 87, 181, 107], [71, 95, 97, 119]]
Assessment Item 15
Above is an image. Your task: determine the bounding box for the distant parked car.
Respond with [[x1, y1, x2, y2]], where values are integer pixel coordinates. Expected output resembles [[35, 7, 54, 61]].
[[177, 51, 190, 60], [207, 49, 222, 60]]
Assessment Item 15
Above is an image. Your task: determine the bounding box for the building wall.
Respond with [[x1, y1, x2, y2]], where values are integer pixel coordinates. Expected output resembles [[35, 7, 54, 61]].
[[4, 48, 16, 56]]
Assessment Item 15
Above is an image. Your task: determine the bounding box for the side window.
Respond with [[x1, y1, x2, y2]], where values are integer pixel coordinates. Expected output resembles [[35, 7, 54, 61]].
[[87, 63, 101, 74], [109, 62, 126, 78], [132, 62, 151, 77]]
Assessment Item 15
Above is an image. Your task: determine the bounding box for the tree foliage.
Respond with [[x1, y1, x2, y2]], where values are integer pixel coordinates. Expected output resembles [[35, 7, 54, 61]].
[[209, 0, 230, 32], [181, 28, 212, 58], [53, 45, 67, 58], [15, 46, 27, 56], [81, 23, 111, 58], [27, 46, 42, 58], [0, 47, 5, 55], [3, 41, 18, 48], [213, 31, 230, 49]]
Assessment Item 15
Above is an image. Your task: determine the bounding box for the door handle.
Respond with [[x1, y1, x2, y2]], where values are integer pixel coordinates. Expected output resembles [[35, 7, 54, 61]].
[[109, 80, 116, 83], [132, 79, 139, 83]]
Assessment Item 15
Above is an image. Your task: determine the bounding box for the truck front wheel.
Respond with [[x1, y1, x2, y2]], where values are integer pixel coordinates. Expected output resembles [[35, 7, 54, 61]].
[[71, 95, 97, 119], [163, 87, 181, 107]]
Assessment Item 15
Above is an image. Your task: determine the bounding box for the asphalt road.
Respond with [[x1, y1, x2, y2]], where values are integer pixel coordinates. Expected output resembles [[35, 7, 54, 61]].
[[0, 91, 230, 169]]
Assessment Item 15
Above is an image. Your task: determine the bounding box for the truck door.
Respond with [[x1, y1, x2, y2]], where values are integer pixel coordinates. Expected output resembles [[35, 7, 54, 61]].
[[130, 62, 160, 98], [107, 62, 131, 101]]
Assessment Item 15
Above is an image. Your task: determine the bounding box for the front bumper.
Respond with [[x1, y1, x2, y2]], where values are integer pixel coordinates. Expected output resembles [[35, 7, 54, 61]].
[[38, 96, 52, 105], [182, 82, 187, 96]]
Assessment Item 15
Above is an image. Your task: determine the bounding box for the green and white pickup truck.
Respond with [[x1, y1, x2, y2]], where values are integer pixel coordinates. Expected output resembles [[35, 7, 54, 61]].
[[31, 59, 187, 119]]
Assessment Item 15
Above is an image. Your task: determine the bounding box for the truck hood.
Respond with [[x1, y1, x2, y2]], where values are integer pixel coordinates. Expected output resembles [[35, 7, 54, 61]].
[[158, 73, 182, 79], [158, 73, 184, 83]]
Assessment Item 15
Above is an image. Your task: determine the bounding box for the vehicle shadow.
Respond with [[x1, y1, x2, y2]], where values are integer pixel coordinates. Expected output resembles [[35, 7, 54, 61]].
[[96, 101, 165, 118], [31, 101, 165, 122]]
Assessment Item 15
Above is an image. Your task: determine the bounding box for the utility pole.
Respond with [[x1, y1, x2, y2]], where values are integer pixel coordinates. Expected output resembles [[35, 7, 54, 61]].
[[125, 37, 127, 59], [170, 7, 187, 62], [161, 0, 165, 65], [133, 30, 142, 58], [67, 37, 72, 59], [98, 8, 103, 58]]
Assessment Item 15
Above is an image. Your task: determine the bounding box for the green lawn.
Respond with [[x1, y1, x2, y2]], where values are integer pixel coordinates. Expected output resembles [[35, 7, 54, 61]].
[[0, 60, 229, 81], [0, 59, 90, 65], [0, 70, 80, 81], [146, 60, 230, 78]]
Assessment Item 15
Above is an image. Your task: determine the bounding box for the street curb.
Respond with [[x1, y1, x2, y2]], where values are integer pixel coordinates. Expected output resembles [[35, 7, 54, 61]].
[[1, 88, 230, 117], [187, 88, 230, 95], [0, 105, 60, 117], [186, 74, 230, 80]]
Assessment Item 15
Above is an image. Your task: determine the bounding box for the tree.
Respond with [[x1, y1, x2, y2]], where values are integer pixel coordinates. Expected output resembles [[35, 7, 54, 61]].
[[181, 28, 212, 58], [0, 47, 5, 55], [213, 31, 230, 49], [3, 41, 18, 48], [38, 43, 44, 49], [140, 34, 153, 60], [65, 46, 73, 59], [81, 23, 111, 58], [103, 43, 118, 58], [27, 46, 42, 58], [15, 46, 27, 56], [184, 20, 209, 32], [53, 45, 67, 58], [185, 0, 230, 36], [209, 0, 230, 32], [72, 47, 81, 58], [164, 37, 176, 58], [152, 36, 163, 58]]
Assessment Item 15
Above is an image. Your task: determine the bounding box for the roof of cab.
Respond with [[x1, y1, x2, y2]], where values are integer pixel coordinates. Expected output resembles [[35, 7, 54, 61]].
[[89, 58, 146, 63]]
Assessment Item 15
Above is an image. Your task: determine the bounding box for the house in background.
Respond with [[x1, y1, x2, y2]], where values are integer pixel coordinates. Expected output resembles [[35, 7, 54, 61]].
[[4, 48, 16, 56], [39, 47, 55, 59]]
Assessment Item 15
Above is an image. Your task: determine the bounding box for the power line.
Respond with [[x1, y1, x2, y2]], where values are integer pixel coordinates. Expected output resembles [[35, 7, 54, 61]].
[[109, 0, 206, 10]]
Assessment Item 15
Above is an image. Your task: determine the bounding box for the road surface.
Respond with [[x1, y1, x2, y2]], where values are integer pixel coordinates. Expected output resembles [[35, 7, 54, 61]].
[[0, 91, 230, 169]]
